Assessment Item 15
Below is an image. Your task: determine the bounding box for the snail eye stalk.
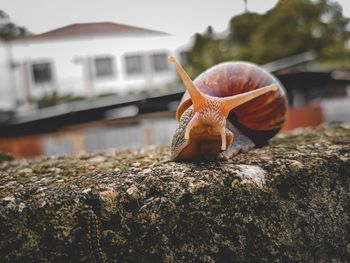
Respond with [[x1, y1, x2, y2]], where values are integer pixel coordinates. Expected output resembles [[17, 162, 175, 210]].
[[168, 56, 206, 111]]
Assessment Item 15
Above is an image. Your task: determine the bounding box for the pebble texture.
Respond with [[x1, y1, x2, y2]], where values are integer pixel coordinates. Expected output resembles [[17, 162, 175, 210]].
[[0, 124, 349, 262]]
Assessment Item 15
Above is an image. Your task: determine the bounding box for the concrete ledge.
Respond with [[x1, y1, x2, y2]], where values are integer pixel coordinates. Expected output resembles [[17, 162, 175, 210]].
[[0, 124, 349, 262]]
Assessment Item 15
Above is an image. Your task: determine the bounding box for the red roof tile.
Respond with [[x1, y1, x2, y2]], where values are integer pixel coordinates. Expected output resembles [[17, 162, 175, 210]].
[[16, 22, 169, 42]]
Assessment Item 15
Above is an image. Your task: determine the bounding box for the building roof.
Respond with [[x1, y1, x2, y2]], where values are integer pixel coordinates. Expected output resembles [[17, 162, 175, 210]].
[[0, 87, 184, 137], [15, 22, 169, 42]]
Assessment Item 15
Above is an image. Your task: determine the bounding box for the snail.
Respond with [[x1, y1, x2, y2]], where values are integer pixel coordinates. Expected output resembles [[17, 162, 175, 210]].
[[168, 56, 287, 161]]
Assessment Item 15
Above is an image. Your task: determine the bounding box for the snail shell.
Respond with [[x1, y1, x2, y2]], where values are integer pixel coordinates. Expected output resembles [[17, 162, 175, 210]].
[[169, 57, 288, 161]]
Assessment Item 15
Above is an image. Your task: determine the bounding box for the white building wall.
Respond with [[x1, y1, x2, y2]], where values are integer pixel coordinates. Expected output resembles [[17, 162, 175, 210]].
[[8, 34, 189, 104]]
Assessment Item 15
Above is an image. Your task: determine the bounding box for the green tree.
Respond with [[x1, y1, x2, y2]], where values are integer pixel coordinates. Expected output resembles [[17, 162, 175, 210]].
[[226, 12, 263, 62], [186, 0, 350, 77], [185, 26, 230, 77], [247, 0, 349, 64], [0, 10, 29, 40]]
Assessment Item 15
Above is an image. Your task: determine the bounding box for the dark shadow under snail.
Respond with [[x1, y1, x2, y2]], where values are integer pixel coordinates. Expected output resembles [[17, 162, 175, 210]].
[[169, 56, 288, 161]]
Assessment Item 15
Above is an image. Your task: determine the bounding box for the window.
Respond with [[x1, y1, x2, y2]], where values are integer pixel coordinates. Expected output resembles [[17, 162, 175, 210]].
[[94, 56, 115, 78], [31, 62, 52, 84], [125, 54, 145, 76], [152, 53, 169, 72]]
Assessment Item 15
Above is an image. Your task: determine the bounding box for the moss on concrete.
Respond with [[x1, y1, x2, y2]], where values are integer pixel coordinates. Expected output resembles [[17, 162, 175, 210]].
[[0, 124, 349, 262], [0, 151, 13, 163]]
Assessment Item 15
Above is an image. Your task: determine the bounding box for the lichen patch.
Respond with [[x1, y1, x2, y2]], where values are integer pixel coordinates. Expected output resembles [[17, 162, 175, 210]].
[[236, 164, 266, 187]]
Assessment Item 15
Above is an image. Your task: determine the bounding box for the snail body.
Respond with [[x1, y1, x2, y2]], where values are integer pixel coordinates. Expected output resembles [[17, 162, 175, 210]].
[[169, 56, 288, 161]]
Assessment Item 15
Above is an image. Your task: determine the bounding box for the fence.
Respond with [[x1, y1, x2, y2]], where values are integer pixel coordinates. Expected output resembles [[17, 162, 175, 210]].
[[0, 114, 178, 159]]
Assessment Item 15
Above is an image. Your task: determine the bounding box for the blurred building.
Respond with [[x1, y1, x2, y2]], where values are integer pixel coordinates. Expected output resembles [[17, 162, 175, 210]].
[[0, 22, 189, 112]]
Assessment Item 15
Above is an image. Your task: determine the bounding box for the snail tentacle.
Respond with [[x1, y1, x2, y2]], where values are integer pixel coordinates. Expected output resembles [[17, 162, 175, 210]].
[[222, 83, 278, 116], [168, 56, 206, 110], [185, 113, 200, 140]]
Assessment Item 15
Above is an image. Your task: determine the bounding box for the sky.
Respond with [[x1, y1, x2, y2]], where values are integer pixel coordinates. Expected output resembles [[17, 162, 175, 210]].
[[1, 0, 350, 40]]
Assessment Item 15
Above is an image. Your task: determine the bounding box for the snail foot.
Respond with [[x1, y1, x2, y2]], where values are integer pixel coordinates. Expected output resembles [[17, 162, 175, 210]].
[[218, 125, 255, 160]]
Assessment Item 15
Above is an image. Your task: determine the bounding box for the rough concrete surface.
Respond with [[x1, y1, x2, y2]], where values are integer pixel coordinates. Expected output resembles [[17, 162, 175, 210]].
[[0, 124, 349, 263]]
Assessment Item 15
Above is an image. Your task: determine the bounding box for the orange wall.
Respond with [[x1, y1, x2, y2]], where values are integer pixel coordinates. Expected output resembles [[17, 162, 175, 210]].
[[0, 135, 43, 159], [282, 103, 324, 132]]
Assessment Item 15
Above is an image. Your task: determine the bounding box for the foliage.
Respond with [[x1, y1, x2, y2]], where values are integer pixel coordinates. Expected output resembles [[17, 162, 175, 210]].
[[185, 26, 230, 77], [36, 91, 83, 108], [186, 0, 350, 78], [0, 10, 29, 40]]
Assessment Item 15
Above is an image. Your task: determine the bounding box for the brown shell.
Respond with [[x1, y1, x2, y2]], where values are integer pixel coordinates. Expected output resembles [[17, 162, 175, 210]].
[[176, 62, 288, 144]]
